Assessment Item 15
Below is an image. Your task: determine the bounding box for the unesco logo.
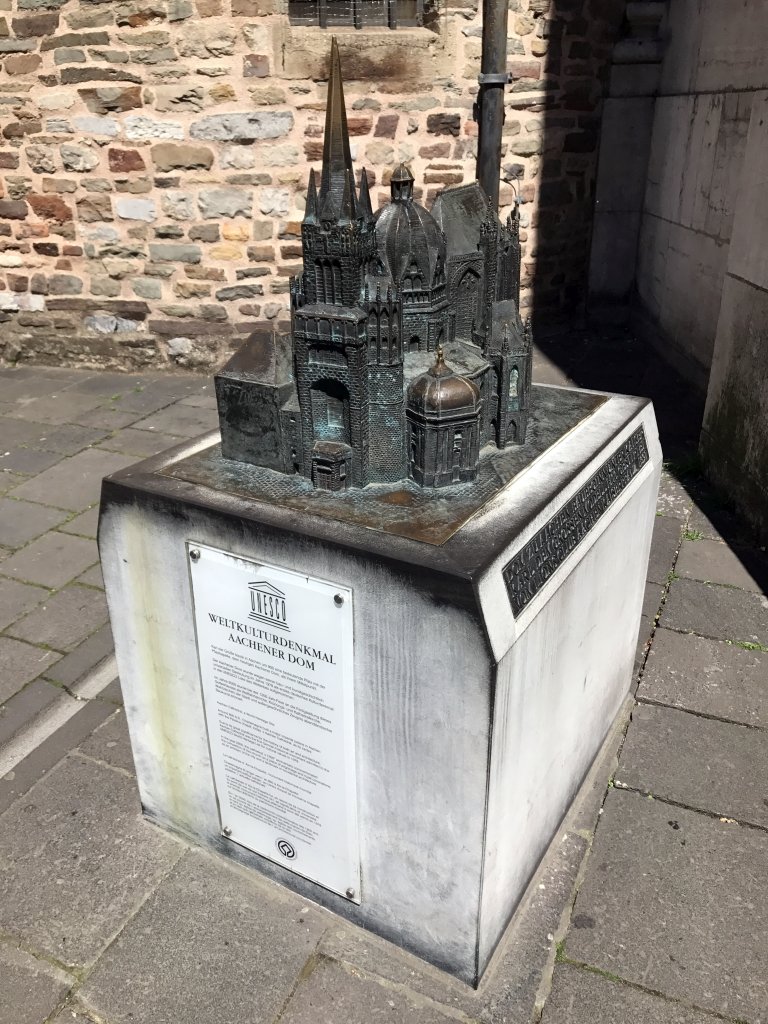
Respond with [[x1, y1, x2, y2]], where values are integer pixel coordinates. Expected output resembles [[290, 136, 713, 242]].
[[276, 838, 297, 860], [248, 580, 289, 631]]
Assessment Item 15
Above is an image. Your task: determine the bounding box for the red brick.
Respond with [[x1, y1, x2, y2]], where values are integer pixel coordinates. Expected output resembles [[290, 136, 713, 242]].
[[419, 143, 450, 159], [509, 61, 541, 80], [424, 170, 464, 184], [426, 113, 460, 137], [27, 194, 73, 224], [108, 148, 146, 173], [374, 114, 399, 139], [347, 116, 373, 136], [2, 117, 42, 138]]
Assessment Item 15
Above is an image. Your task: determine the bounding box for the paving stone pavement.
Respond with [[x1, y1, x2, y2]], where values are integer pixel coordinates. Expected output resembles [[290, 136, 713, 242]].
[[0, 365, 767, 1024]]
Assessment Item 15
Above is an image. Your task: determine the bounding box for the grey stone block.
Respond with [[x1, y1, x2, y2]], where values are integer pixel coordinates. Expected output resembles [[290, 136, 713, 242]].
[[0, 754, 182, 967], [0, 497, 69, 549], [7, 392, 107, 427], [131, 403, 219, 438], [97, 426, 186, 457], [641, 581, 663, 620], [0, 576, 47, 630], [178, 390, 217, 409], [661, 578, 768, 645], [687, 499, 756, 546], [651, 468, 696, 520], [81, 848, 326, 1024], [0, 678, 61, 746], [78, 708, 134, 774], [0, 447, 62, 475], [59, 506, 100, 539], [0, 943, 74, 1024], [189, 110, 293, 142], [676, 539, 768, 593], [639, 628, 768, 727], [7, 583, 108, 653], [0, 417, 52, 448], [108, 380, 199, 417], [49, 1001, 100, 1023], [9, 449, 135, 512], [74, 407, 142, 431], [0, 696, 115, 817], [0, 532, 98, 588], [319, 831, 589, 1023], [541, 963, 713, 1023], [0, 637, 60, 703], [0, 472, 26, 496], [646, 515, 682, 585], [616, 703, 768, 827], [42, 623, 114, 688], [77, 563, 104, 588], [281, 956, 458, 1024], [566, 790, 768, 1022], [28, 423, 109, 457], [64, 372, 147, 397]]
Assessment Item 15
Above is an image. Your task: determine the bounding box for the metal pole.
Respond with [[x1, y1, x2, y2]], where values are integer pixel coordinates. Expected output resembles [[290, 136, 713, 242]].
[[476, 0, 509, 213]]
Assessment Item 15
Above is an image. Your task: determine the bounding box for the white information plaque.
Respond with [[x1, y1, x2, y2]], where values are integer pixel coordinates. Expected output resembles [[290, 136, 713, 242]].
[[188, 543, 360, 901]]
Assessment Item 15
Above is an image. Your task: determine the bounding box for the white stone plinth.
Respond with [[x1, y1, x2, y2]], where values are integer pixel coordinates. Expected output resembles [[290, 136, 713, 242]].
[[99, 386, 660, 986]]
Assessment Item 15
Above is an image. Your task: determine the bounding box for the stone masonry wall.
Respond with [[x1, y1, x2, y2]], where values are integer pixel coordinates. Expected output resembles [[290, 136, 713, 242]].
[[0, 0, 624, 371]]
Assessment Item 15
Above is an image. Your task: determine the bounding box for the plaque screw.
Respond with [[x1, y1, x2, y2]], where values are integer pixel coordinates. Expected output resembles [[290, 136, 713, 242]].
[[222, 826, 232, 838], [189, 548, 201, 562], [334, 594, 344, 606], [345, 887, 355, 899]]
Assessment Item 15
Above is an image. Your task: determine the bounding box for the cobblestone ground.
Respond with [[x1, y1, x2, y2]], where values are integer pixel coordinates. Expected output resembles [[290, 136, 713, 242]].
[[0, 360, 767, 1024]]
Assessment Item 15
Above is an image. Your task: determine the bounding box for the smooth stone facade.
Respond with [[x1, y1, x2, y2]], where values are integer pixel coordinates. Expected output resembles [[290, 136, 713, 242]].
[[99, 389, 660, 986]]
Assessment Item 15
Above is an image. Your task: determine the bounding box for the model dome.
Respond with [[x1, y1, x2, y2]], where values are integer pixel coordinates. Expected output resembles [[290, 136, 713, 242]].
[[407, 347, 481, 417], [374, 163, 446, 292]]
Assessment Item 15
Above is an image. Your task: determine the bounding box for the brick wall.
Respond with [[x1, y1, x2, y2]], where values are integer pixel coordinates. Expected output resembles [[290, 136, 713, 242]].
[[0, 0, 624, 371]]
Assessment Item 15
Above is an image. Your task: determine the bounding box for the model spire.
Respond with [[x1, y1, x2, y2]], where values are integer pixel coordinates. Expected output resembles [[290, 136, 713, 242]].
[[338, 168, 357, 226], [358, 167, 374, 223], [319, 37, 355, 222], [304, 168, 318, 225]]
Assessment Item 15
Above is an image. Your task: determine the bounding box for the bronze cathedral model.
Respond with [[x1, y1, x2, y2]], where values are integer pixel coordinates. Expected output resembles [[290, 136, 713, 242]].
[[215, 39, 532, 491]]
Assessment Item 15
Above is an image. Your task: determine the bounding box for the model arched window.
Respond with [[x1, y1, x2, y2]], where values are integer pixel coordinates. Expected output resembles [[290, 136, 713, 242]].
[[452, 429, 463, 467]]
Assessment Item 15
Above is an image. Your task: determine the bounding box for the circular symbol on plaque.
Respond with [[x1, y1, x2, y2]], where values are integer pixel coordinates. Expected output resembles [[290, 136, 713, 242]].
[[276, 838, 297, 860]]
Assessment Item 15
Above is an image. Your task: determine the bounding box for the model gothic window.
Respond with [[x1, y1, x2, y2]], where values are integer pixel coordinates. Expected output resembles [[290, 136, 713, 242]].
[[288, 0, 425, 29], [311, 380, 350, 444], [509, 366, 519, 398]]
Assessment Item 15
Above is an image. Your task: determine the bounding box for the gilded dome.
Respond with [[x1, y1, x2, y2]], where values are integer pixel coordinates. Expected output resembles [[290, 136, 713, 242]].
[[407, 347, 481, 417], [374, 163, 446, 289]]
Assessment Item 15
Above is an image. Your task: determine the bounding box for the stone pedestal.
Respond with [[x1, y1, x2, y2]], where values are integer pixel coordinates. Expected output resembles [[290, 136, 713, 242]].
[[99, 384, 660, 986]]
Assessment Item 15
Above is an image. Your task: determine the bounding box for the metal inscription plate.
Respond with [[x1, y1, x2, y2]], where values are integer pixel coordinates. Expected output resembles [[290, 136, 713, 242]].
[[189, 544, 360, 901], [503, 427, 650, 617]]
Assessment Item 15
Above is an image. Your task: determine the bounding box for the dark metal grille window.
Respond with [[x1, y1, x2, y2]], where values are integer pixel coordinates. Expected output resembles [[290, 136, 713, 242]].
[[288, 0, 424, 29]]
